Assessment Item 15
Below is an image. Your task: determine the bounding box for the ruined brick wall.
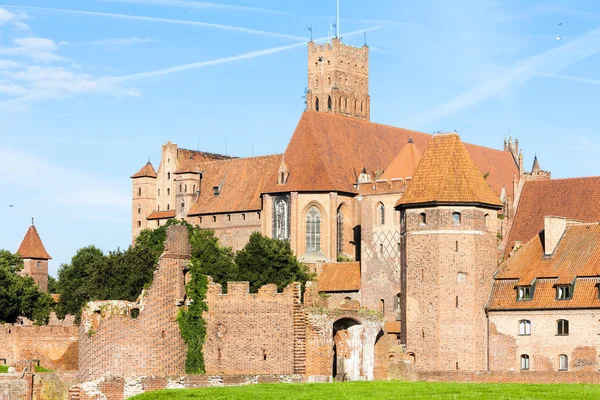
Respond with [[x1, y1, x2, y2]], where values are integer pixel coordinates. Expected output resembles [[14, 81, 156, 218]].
[[489, 310, 600, 371], [360, 193, 402, 321], [203, 281, 305, 375], [402, 206, 498, 371], [0, 325, 78, 371], [414, 370, 600, 384], [78, 225, 189, 380]]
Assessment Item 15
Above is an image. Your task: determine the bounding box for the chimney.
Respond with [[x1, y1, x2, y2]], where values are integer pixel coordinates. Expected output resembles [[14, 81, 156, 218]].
[[544, 216, 567, 256]]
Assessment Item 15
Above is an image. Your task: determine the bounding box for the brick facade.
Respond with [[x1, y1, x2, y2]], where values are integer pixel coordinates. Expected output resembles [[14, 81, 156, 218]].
[[78, 225, 189, 380], [401, 206, 498, 371], [203, 281, 305, 375], [21, 259, 48, 293]]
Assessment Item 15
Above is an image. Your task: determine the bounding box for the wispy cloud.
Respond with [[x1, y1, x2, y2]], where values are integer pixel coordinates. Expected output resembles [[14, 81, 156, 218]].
[[89, 37, 154, 49], [96, 0, 286, 15], [0, 145, 130, 209], [6, 5, 305, 41], [0, 37, 64, 62], [402, 25, 600, 127], [0, 7, 28, 30]]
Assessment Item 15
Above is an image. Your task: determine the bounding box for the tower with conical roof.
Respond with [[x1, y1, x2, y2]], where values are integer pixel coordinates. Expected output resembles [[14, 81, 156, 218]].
[[131, 161, 158, 240], [17, 221, 52, 292], [395, 133, 502, 371]]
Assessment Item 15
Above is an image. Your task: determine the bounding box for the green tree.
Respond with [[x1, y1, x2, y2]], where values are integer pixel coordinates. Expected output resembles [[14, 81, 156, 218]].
[[47, 276, 59, 294], [0, 250, 53, 324], [189, 229, 237, 287], [235, 232, 312, 292]]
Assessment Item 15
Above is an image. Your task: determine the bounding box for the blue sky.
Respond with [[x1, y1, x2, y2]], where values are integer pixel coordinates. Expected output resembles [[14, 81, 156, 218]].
[[1, 0, 599, 276]]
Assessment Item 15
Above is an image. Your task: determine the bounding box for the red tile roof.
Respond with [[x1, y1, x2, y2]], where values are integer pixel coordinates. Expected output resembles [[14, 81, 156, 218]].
[[177, 148, 234, 164], [380, 138, 422, 181], [396, 133, 503, 209], [187, 155, 282, 216], [17, 225, 51, 260], [504, 177, 600, 258], [384, 321, 401, 333], [131, 162, 157, 179], [263, 111, 517, 200], [147, 210, 176, 220], [317, 262, 361, 292], [490, 223, 600, 310]]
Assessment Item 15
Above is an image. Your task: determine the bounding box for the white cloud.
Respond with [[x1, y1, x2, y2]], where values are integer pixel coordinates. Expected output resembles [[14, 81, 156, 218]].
[[90, 37, 153, 48], [0, 60, 21, 69], [9, 5, 304, 41], [402, 25, 600, 127], [536, 72, 600, 85], [97, 0, 286, 14], [0, 7, 29, 29], [0, 79, 25, 95], [0, 37, 63, 62]]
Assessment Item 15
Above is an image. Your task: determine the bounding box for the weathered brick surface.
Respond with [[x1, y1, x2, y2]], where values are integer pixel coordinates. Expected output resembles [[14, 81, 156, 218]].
[[489, 310, 600, 371], [402, 206, 498, 371], [203, 281, 304, 375], [78, 225, 189, 380], [0, 325, 78, 371]]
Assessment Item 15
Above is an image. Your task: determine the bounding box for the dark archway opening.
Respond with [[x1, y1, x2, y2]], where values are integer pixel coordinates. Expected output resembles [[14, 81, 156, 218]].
[[332, 318, 361, 380]]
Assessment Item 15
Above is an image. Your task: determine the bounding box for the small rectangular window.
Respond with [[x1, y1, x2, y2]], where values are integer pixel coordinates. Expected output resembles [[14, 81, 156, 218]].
[[557, 285, 571, 300], [520, 354, 530, 370], [517, 286, 532, 301], [557, 319, 569, 335], [559, 354, 568, 371], [519, 320, 531, 335]]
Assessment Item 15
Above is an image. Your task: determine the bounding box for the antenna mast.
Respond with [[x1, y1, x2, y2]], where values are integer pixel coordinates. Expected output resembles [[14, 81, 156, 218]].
[[337, 0, 340, 39]]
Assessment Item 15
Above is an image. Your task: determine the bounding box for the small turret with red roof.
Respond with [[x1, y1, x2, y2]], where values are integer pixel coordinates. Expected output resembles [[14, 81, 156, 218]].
[[17, 219, 51, 292]]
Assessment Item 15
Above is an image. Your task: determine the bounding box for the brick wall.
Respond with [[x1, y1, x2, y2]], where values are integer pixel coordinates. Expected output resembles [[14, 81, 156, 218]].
[[78, 225, 189, 380], [0, 325, 78, 371], [203, 280, 304, 375], [402, 206, 498, 371], [489, 310, 600, 371], [21, 259, 48, 292]]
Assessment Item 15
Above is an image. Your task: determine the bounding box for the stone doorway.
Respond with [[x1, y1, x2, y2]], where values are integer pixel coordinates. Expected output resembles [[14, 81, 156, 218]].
[[332, 318, 364, 381]]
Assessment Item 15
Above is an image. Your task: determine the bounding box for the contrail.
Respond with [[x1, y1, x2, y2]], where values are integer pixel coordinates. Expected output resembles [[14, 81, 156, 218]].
[[3, 5, 304, 40], [96, 0, 287, 15]]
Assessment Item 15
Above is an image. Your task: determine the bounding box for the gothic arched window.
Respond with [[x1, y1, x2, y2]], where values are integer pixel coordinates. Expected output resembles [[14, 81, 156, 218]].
[[337, 208, 344, 257], [306, 206, 321, 253], [327, 95, 332, 111], [378, 203, 385, 225]]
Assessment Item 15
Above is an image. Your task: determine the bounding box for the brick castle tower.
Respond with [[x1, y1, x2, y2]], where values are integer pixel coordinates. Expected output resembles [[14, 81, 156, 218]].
[[306, 37, 370, 120], [131, 161, 158, 239], [396, 133, 502, 371], [17, 221, 51, 292]]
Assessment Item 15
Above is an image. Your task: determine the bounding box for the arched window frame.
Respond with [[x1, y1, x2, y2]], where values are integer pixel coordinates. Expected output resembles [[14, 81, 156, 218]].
[[306, 205, 322, 253], [520, 354, 530, 370], [557, 319, 569, 335], [378, 203, 385, 225], [419, 212, 426, 226], [484, 213, 490, 227], [336, 206, 344, 257], [327, 95, 332, 111], [452, 212, 461, 224]]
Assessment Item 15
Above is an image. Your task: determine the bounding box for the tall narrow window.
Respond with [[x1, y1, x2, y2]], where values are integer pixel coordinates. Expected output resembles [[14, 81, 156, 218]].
[[394, 293, 401, 311], [315, 97, 319, 111], [557, 319, 569, 335], [378, 203, 385, 225], [337, 208, 344, 257], [193, 185, 196, 193], [559, 354, 568, 371], [380, 299, 385, 313], [520, 354, 529, 370], [519, 320, 531, 335], [306, 206, 321, 253], [419, 213, 426, 225], [138, 187, 141, 196], [327, 95, 332, 111], [344, 97, 348, 111], [184, 184, 187, 193], [167, 204, 170, 211], [167, 188, 170, 196], [179, 184, 182, 193], [137, 205, 141, 214], [452, 212, 461, 224], [158, 188, 160, 196], [484, 213, 490, 227], [37, 261, 41, 269], [137, 221, 141, 227], [167, 172, 170, 180]]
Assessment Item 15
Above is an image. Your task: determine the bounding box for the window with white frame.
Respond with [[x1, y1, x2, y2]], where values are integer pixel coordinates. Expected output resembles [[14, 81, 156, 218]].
[[520, 354, 530, 370], [517, 286, 532, 301], [519, 320, 531, 335], [557, 285, 571, 300]]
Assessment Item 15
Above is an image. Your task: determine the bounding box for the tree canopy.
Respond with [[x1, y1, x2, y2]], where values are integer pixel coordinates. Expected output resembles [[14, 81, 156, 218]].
[[0, 250, 54, 324]]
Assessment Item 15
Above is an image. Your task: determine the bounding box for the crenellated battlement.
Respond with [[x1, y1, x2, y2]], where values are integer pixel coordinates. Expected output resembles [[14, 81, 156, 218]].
[[206, 280, 301, 303]]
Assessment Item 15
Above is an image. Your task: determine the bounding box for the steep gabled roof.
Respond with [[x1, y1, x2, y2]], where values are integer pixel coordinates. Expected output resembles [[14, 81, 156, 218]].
[[17, 225, 51, 260], [317, 262, 361, 292], [380, 137, 422, 181], [131, 162, 157, 179], [396, 133, 502, 209], [504, 177, 600, 258], [489, 223, 600, 310], [188, 155, 282, 215], [176, 148, 234, 164], [262, 111, 518, 200]]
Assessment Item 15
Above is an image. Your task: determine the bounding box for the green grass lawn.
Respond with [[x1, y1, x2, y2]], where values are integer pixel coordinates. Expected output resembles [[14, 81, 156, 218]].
[[130, 381, 600, 400]]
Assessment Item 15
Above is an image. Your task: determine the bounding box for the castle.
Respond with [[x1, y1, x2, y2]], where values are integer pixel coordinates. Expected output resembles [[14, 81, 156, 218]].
[[4, 36, 600, 400]]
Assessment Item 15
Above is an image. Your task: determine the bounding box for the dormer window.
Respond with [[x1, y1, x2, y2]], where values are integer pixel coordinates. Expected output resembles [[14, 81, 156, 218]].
[[557, 285, 571, 300], [517, 286, 532, 301]]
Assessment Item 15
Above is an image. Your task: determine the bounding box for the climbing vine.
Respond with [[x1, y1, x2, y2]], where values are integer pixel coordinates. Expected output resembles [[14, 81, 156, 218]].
[[177, 268, 208, 374]]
